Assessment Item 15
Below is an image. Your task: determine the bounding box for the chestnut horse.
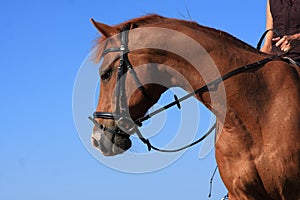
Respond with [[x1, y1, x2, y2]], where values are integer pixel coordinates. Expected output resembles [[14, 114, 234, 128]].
[[89, 15, 300, 199]]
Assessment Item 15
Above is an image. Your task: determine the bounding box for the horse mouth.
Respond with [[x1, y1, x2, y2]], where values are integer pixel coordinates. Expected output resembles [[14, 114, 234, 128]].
[[91, 129, 132, 156]]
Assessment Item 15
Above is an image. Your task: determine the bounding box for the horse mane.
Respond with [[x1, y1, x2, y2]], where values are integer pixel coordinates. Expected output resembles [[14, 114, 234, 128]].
[[115, 14, 167, 29], [95, 14, 259, 59]]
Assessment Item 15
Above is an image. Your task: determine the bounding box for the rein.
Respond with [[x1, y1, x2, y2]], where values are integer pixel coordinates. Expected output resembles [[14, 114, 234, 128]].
[[256, 29, 280, 50], [89, 26, 283, 153]]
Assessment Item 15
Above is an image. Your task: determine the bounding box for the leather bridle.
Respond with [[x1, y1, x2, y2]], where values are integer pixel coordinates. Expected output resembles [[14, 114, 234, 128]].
[[89, 26, 154, 135], [89, 26, 282, 152]]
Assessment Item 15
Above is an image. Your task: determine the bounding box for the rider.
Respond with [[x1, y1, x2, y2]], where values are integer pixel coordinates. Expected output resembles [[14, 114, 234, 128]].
[[261, 0, 300, 65]]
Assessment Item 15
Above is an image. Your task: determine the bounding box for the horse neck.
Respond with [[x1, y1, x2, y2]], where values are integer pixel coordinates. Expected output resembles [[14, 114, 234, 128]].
[[152, 24, 266, 90], [145, 24, 269, 122], [179, 27, 272, 126], [187, 26, 266, 74], [129, 23, 267, 115]]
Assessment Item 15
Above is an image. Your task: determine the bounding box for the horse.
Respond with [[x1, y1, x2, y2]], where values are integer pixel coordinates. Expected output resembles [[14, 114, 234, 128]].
[[89, 14, 300, 199]]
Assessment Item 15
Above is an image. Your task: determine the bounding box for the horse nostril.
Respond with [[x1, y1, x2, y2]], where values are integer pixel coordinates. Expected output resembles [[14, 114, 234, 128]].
[[91, 131, 113, 155], [91, 137, 99, 147]]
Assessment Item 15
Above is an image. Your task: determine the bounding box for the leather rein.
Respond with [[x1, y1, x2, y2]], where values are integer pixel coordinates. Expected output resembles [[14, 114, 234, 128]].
[[89, 26, 282, 153]]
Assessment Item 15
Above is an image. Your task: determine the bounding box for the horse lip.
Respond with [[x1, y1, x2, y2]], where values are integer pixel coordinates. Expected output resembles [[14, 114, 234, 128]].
[[91, 137, 112, 156], [91, 131, 130, 156], [112, 142, 127, 155], [111, 132, 131, 155], [91, 133, 114, 156], [91, 137, 99, 147]]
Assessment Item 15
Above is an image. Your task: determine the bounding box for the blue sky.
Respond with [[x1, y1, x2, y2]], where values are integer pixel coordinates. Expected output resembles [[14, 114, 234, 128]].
[[0, 1, 266, 199]]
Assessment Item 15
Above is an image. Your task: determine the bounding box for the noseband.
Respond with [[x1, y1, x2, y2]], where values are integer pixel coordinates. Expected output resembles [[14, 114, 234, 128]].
[[89, 26, 283, 153]]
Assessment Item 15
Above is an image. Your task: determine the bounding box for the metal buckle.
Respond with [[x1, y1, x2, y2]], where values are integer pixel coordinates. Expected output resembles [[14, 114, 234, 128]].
[[115, 116, 136, 134]]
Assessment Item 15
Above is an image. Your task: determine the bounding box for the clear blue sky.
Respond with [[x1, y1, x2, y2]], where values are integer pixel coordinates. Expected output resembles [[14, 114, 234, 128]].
[[0, 1, 266, 200]]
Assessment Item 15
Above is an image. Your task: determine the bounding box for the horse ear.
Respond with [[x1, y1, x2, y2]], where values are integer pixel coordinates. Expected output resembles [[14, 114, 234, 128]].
[[90, 18, 118, 37]]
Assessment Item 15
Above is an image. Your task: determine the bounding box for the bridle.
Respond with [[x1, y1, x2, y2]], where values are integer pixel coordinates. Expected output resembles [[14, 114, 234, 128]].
[[90, 25, 146, 134], [89, 26, 283, 153]]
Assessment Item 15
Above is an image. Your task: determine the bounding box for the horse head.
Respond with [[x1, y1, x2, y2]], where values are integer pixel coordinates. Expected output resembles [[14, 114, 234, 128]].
[[90, 18, 171, 156], [89, 15, 225, 156]]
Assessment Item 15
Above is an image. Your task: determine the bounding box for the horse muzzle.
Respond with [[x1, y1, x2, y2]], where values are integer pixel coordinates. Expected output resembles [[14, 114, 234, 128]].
[[91, 126, 132, 156]]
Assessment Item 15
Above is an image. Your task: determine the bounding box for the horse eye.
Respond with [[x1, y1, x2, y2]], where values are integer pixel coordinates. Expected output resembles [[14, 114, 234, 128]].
[[101, 68, 113, 81]]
